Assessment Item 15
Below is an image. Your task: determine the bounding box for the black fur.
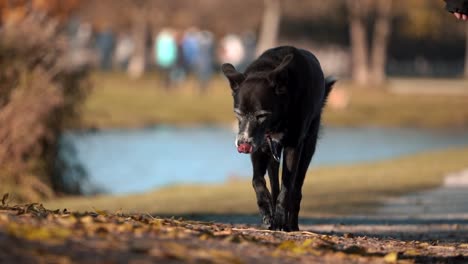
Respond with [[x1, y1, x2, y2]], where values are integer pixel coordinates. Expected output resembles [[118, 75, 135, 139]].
[[222, 46, 336, 231]]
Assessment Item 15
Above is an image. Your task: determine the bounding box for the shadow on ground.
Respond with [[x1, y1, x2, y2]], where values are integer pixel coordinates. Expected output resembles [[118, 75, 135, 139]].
[[171, 213, 468, 243]]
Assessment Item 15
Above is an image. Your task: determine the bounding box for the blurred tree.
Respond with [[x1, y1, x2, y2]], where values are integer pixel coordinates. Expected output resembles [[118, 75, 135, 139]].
[[346, 0, 371, 85], [256, 0, 281, 56], [391, 0, 466, 77], [0, 0, 90, 201], [346, 0, 393, 86], [465, 24, 468, 78], [0, 0, 80, 25], [370, 0, 392, 85]]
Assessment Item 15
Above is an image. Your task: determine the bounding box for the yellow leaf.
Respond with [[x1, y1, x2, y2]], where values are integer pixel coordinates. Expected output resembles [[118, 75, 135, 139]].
[[199, 233, 211, 241], [79, 215, 94, 224], [384, 252, 398, 263], [302, 238, 316, 247], [277, 240, 297, 251], [93, 207, 108, 216], [404, 249, 419, 256], [149, 219, 164, 228], [6, 223, 71, 241]]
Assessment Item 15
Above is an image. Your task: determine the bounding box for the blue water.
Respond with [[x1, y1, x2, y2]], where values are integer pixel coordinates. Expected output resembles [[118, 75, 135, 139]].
[[61, 126, 468, 194]]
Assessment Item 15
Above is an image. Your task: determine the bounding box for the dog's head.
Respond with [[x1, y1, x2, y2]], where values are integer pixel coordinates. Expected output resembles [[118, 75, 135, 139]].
[[221, 55, 293, 154]]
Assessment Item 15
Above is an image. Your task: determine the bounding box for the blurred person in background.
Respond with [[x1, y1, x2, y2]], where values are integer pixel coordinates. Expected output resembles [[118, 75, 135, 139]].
[[218, 34, 245, 70], [194, 30, 215, 94], [445, 0, 468, 20], [155, 28, 178, 89], [95, 27, 115, 71], [114, 32, 134, 71], [67, 19, 94, 68], [181, 27, 201, 76], [238, 31, 257, 72]]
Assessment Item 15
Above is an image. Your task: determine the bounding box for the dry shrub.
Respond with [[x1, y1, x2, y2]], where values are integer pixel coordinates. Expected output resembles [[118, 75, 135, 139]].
[[0, 14, 91, 201]]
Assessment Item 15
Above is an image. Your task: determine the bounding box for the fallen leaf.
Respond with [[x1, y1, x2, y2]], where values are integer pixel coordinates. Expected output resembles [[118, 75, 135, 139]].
[[213, 229, 233, 236], [302, 238, 315, 247], [130, 240, 153, 253], [428, 245, 456, 251], [223, 234, 246, 244], [199, 233, 211, 241], [384, 252, 398, 263], [1, 193, 9, 206], [404, 249, 419, 256], [162, 242, 188, 260], [93, 207, 108, 216], [6, 223, 71, 241], [343, 245, 366, 255], [206, 249, 243, 264], [79, 215, 94, 224]]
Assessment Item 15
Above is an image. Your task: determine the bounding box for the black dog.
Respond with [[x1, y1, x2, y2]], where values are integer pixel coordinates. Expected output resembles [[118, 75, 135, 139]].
[[221, 46, 336, 231]]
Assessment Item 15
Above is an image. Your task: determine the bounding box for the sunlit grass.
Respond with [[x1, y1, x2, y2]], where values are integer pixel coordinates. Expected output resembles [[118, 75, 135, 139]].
[[81, 72, 468, 129], [325, 78, 468, 128], [81, 72, 234, 129], [44, 146, 468, 216]]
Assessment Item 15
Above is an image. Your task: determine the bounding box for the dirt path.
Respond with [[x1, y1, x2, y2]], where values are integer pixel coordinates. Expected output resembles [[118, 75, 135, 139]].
[[1, 202, 468, 264]]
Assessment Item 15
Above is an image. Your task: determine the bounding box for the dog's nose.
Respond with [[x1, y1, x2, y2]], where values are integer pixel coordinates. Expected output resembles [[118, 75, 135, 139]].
[[237, 143, 253, 154]]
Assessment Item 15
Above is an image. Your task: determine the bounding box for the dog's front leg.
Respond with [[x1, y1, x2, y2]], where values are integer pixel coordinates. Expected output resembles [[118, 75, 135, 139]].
[[251, 150, 274, 229], [273, 145, 302, 231]]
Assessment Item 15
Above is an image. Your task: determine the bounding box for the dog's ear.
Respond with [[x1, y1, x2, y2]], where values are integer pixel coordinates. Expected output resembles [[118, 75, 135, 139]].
[[221, 63, 245, 91], [268, 54, 293, 95]]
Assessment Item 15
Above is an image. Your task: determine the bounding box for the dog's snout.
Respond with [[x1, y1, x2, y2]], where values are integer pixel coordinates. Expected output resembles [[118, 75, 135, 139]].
[[237, 143, 253, 153], [236, 135, 254, 154], [236, 137, 252, 145]]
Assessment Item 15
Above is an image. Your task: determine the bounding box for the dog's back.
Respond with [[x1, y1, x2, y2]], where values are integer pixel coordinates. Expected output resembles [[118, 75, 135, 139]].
[[247, 46, 331, 146]]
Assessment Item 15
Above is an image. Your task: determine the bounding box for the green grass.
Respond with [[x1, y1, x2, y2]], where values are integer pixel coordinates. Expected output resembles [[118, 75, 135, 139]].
[[43, 146, 468, 216], [324, 78, 468, 128], [81, 72, 234, 129], [81, 73, 468, 129]]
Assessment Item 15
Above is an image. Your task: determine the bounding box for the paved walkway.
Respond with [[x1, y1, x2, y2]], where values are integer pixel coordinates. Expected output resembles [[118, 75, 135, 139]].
[[183, 169, 468, 242], [377, 168, 468, 216], [304, 169, 468, 242]]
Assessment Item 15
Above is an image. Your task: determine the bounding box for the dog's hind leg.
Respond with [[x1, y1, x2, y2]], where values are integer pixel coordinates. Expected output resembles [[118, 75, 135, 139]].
[[274, 145, 303, 231], [267, 150, 281, 213], [251, 150, 274, 229], [289, 120, 320, 231]]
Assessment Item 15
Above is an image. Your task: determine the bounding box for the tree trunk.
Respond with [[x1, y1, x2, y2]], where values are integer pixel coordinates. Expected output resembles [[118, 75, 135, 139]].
[[347, 0, 370, 85], [465, 23, 468, 78], [256, 0, 281, 57], [370, 0, 392, 85]]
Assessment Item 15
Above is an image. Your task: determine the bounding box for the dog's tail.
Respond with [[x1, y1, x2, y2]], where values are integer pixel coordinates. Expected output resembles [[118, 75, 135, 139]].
[[323, 76, 337, 104]]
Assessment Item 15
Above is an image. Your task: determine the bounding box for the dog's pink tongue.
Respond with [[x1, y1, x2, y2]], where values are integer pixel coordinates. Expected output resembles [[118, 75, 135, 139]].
[[237, 143, 253, 154]]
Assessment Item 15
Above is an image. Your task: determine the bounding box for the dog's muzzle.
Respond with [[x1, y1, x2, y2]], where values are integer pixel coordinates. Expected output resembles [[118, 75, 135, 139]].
[[237, 143, 253, 154]]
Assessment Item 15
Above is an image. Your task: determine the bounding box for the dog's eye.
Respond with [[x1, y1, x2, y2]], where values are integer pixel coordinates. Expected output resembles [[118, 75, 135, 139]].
[[256, 114, 270, 122]]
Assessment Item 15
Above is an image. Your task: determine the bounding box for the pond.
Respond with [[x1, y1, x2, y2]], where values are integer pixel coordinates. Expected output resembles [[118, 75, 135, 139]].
[[60, 126, 468, 194]]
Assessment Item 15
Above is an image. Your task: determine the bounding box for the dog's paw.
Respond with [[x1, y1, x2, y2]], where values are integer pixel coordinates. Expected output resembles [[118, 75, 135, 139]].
[[261, 215, 273, 230], [289, 225, 299, 232], [272, 208, 287, 231]]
